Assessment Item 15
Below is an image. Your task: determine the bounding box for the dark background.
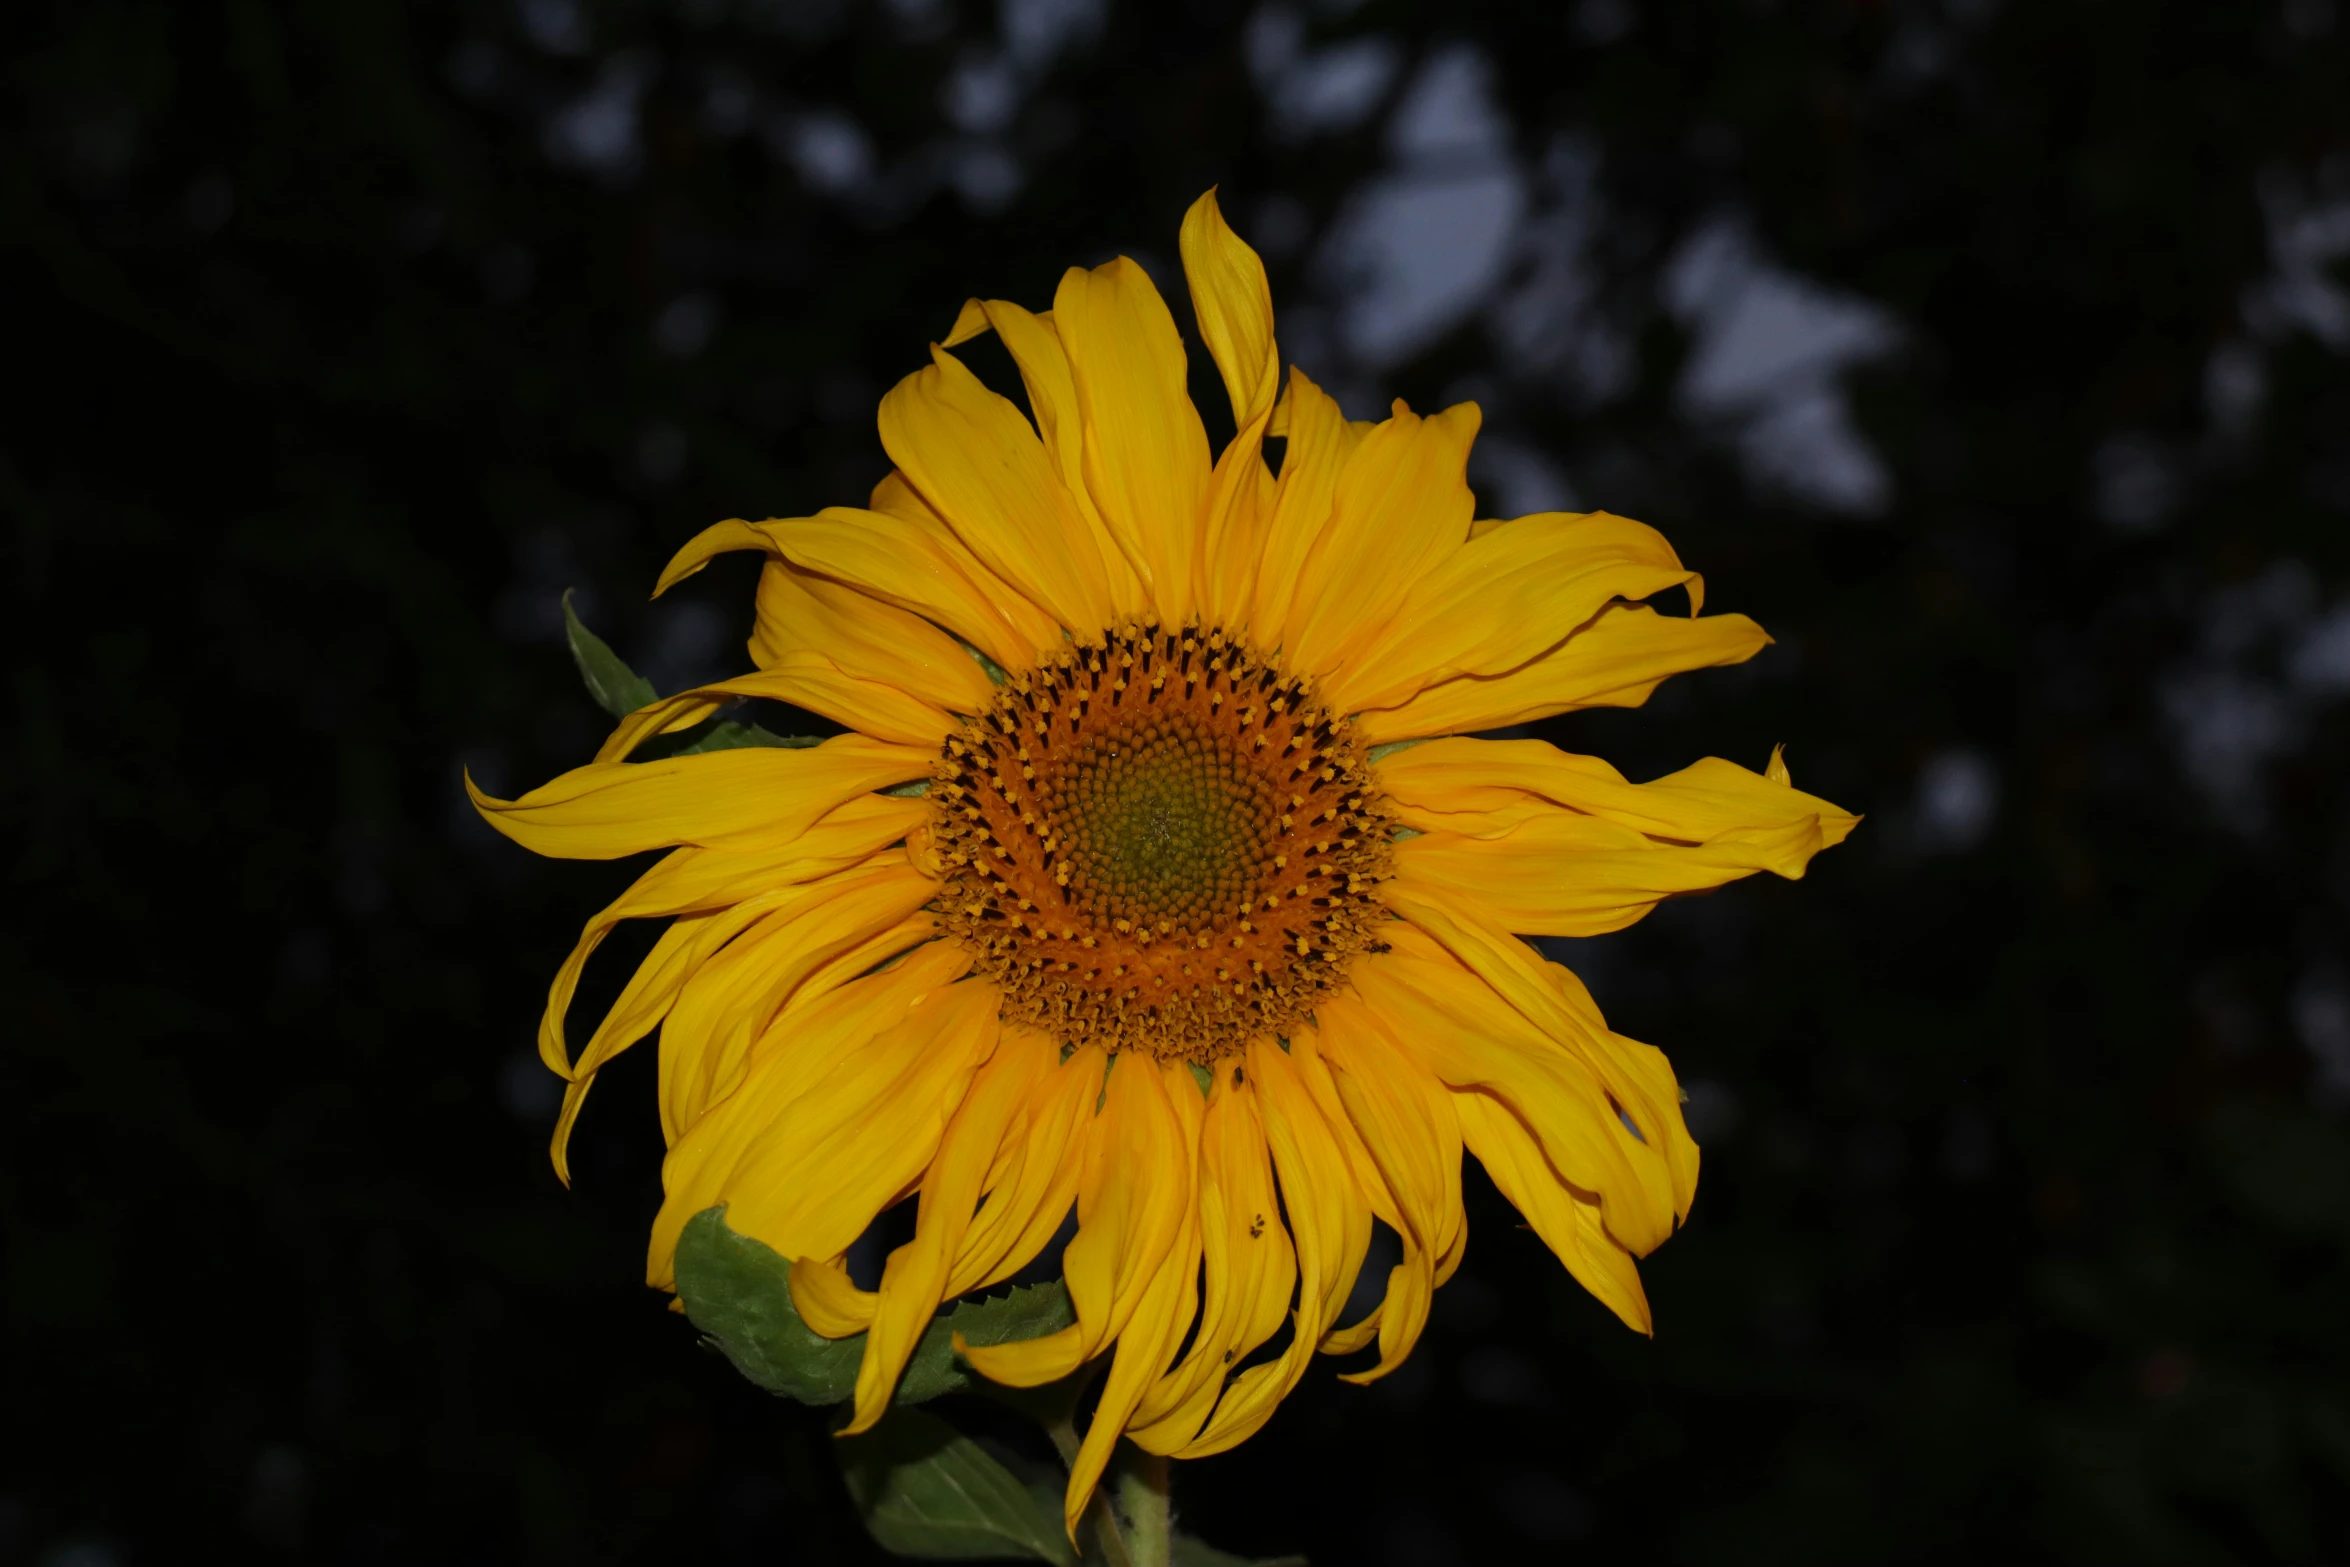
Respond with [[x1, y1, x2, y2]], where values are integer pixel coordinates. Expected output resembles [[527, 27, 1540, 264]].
[[8, 1, 2350, 1562]]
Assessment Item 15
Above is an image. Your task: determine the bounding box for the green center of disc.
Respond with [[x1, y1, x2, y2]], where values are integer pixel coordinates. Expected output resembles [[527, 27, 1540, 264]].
[[1057, 718, 1273, 932]]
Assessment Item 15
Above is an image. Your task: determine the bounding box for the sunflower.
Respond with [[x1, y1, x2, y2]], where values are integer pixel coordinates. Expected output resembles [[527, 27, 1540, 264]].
[[471, 189, 1856, 1533]]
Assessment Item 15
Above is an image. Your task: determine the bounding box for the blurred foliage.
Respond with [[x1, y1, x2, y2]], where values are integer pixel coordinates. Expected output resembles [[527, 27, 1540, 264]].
[[4, 1, 2349, 1564]]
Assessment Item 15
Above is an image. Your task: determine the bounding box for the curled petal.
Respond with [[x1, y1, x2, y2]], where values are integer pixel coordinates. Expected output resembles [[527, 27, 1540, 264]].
[[466, 733, 929, 860]]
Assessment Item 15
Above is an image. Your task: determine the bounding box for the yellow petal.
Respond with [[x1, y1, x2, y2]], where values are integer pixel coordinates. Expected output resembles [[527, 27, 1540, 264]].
[[948, 1041, 1107, 1296], [750, 556, 998, 712], [1056, 1061, 1205, 1538], [1379, 894, 1698, 1222], [754, 503, 1062, 675], [788, 1252, 876, 1337], [1247, 369, 1365, 649], [1182, 191, 1282, 631], [649, 964, 994, 1288], [1378, 735, 1860, 864], [1346, 948, 1679, 1256], [842, 1027, 1059, 1434], [941, 299, 1149, 620], [655, 869, 943, 1151], [558, 863, 929, 1185], [1316, 996, 1463, 1384], [1182, 190, 1279, 440], [1395, 814, 1836, 936], [1324, 511, 1700, 713], [656, 519, 996, 714], [879, 344, 1118, 636], [1284, 400, 1480, 682], [1129, 1057, 1297, 1451], [1453, 1090, 1652, 1335], [1358, 601, 1770, 741], [595, 660, 953, 756], [1252, 1026, 1416, 1357], [1053, 257, 1212, 625], [538, 793, 925, 1081], [467, 733, 930, 861], [1175, 1031, 1374, 1458]]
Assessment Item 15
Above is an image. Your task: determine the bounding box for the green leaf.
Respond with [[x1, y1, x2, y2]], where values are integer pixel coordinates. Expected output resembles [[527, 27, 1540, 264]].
[[669, 721, 825, 756], [673, 1207, 1076, 1408], [673, 1207, 860, 1404], [561, 589, 656, 718], [1170, 1540, 1307, 1567], [838, 1407, 1078, 1564], [895, 1280, 1079, 1403]]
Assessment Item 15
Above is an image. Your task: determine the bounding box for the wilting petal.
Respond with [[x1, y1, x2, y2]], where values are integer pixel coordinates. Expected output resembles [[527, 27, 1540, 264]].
[[1347, 947, 1679, 1256], [650, 958, 991, 1288], [656, 878, 942, 1150], [554, 857, 932, 1182], [467, 733, 929, 860], [1359, 601, 1770, 740], [1325, 511, 1700, 714], [1175, 1029, 1375, 1457], [958, 1049, 1194, 1388], [1317, 995, 1464, 1382], [947, 1040, 1106, 1295], [656, 518, 996, 713], [842, 1025, 1060, 1434], [749, 557, 998, 711], [1181, 190, 1282, 629], [593, 659, 954, 755], [1057, 1061, 1205, 1535], [1454, 1089, 1652, 1335], [538, 794, 925, 1079], [1379, 898, 1698, 1224], [737, 504, 1063, 674], [1380, 736, 1859, 868], [1394, 813, 1834, 936], [1130, 1057, 1297, 1452]]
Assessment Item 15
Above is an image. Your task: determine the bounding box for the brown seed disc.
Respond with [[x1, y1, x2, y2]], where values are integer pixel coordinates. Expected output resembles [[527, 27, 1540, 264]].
[[927, 622, 1395, 1063]]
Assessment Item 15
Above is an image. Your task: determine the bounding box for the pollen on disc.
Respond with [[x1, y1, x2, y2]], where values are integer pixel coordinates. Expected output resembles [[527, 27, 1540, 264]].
[[929, 622, 1395, 1063]]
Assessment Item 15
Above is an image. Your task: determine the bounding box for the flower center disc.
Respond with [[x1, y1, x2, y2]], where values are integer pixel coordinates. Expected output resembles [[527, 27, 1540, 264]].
[[929, 623, 1394, 1062]]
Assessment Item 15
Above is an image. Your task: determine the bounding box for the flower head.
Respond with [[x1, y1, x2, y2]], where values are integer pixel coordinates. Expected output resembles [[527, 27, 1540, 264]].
[[471, 190, 1856, 1532]]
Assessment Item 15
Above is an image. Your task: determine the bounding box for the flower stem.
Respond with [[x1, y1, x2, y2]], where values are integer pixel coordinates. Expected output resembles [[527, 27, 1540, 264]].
[[1113, 1448, 1172, 1567], [1044, 1415, 1138, 1567], [1023, 1366, 1168, 1567]]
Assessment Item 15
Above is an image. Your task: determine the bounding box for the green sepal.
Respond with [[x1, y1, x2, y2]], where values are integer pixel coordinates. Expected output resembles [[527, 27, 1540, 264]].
[[1364, 738, 1432, 765], [563, 593, 829, 754], [837, 1407, 1078, 1564], [561, 589, 656, 718], [673, 1207, 1075, 1408], [884, 778, 933, 797], [963, 639, 1010, 686], [670, 721, 824, 756]]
